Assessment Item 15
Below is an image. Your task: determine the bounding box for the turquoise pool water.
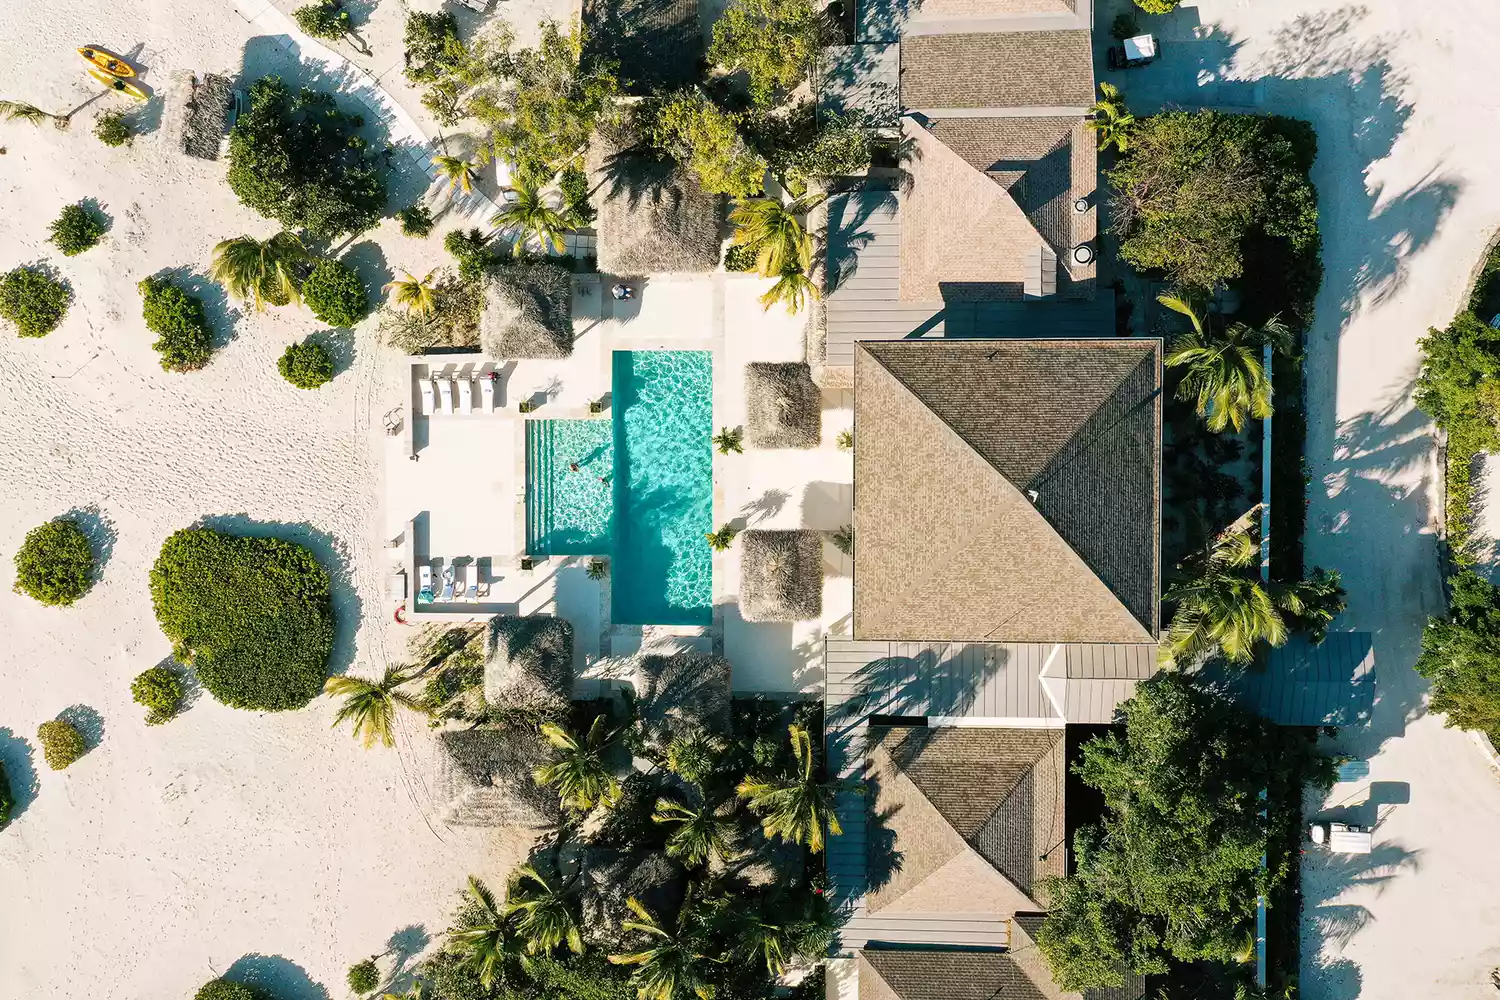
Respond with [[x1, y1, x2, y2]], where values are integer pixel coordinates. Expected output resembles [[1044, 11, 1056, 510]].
[[612, 351, 713, 625], [525, 419, 615, 554]]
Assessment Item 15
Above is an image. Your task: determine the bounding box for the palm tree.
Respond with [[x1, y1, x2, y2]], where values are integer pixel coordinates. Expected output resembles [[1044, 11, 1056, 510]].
[[1086, 81, 1135, 153], [1160, 293, 1292, 433], [653, 796, 738, 868], [727, 895, 837, 978], [324, 666, 425, 748], [0, 99, 63, 128], [712, 427, 743, 455], [728, 195, 821, 277], [210, 231, 308, 309], [446, 876, 522, 989], [504, 864, 583, 955], [759, 269, 819, 315], [608, 897, 724, 1000], [433, 155, 480, 194], [1158, 506, 1347, 668], [665, 729, 726, 787], [737, 724, 848, 852], [492, 173, 573, 256], [704, 524, 739, 552], [533, 716, 622, 813], [383, 270, 438, 316]]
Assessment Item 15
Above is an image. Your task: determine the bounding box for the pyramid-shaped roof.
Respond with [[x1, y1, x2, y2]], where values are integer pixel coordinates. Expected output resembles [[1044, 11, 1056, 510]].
[[859, 947, 1070, 1000], [853, 339, 1161, 643]]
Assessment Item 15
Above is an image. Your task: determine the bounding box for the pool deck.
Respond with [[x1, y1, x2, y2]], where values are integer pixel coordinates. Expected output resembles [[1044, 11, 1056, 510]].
[[382, 272, 852, 694]]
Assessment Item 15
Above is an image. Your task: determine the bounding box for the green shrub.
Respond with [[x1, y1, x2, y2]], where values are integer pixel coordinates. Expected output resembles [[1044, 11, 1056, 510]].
[[37, 719, 86, 771], [278, 339, 336, 389], [48, 202, 107, 256], [139, 276, 214, 371], [397, 202, 435, 237], [444, 228, 496, 280], [708, 0, 829, 106], [1110, 11, 1140, 38], [227, 75, 386, 239], [724, 242, 760, 272], [293, 0, 350, 41], [132, 665, 185, 725], [402, 10, 463, 84], [0, 266, 70, 337], [649, 90, 767, 198], [347, 958, 380, 994], [1133, 0, 1180, 11], [14, 517, 94, 606], [195, 980, 260, 1000], [149, 527, 335, 712], [559, 165, 596, 226], [0, 760, 10, 827], [93, 110, 131, 146], [302, 258, 369, 327]]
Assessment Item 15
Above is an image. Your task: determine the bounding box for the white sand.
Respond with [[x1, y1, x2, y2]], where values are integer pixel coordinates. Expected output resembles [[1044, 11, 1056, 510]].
[[0, 1, 540, 996]]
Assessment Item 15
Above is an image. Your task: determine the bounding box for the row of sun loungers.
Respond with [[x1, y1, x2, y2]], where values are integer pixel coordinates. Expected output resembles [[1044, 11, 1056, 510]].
[[420, 374, 495, 416], [416, 561, 482, 604]]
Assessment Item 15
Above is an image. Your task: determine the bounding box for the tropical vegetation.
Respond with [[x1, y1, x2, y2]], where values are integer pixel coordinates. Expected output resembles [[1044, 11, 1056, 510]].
[[301, 257, 369, 328], [132, 664, 186, 725], [0, 760, 11, 828], [492, 173, 575, 256], [759, 270, 818, 315], [293, 0, 363, 52], [398, 202, 435, 237], [37, 718, 87, 771], [93, 109, 131, 146], [704, 524, 739, 552], [708, 0, 829, 106], [139, 275, 215, 371], [0, 265, 69, 337], [736, 724, 845, 851], [534, 716, 622, 813], [211, 231, 308, 309], [347, 956, 381, 994], [1160, 293, 1291, 433], [149, 527, 335, 712], [728, 196, 815, 277], [326, 667, 422, 748], [0, 98, 68, 128], [14, 516, 95, 606], [434, 155, 481, 194], [384, 270, 439, 316], [278, 339, 336, 389], [1087, 82, 1134, 153], [45, 204, 104, 255], [195, 980, 260, 1000], [1417, 570, 1500, 740]]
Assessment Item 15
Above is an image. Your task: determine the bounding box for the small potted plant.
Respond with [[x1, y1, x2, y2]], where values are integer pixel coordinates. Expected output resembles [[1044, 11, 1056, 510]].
[[713, 427, 744, 455], [589, 396, 607, 414], [586, 558, 608, 580], [518, 398, 536, 414]]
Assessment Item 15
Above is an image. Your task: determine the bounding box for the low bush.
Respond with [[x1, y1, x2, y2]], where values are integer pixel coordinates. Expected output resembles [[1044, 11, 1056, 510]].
[[347, 958, 380, 994], [278, 339, 336, 389], [37, 719, 86, 771], [559, 165, 596, 226], [444, 228, 497, 280], [132, 665, 185, 725], [724, 242, 760, 272], [195, 980, 260, 1000], [14, 517, 94, 606], [0, 760, 11, 827], [397, 202, 434, 237], [0, 265, 70, 337], [149, 527, 335, 712], [139, 276, 215, 371], [302, 257, 369, 327], [293, 0, 350, 41], [93, 110, 131, 146], [48, 202, 107, 256], [1133, 0, 1180, 10]]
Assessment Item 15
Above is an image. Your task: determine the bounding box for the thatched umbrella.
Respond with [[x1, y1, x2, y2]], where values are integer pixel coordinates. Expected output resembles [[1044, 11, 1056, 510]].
[[740, 530, 823, 622], [746, 362, 821, 448], [589, 137, 723, 275], [433, 725, 561, 828], [483, 615, 573, 715], [480, 262, 574, 359], [629, 651, 732, 741], [175, 72, 234, 161], [579, 847, 688, 947]]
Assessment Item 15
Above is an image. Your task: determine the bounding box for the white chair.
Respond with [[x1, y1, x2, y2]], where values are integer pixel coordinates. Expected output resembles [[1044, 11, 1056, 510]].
[[438, 564, 456, 601], [417, 563, 434, 603], [457, 376, 472, 413], [438, 377, 454, 414], [462, 561, 479, 601], [480, 374, 495, 411], [419, 378, 435, 416]]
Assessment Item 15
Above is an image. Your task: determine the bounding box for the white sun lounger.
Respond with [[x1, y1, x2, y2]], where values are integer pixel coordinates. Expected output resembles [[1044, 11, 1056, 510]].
[[438, 377, 454, 414], [462, 561, 479, 601], [417, 563, 434, 603], [439, 564, 456, 601], [420, 378, 436, 416], [480, 374, 495, 411], [457, 376, 472, 413]]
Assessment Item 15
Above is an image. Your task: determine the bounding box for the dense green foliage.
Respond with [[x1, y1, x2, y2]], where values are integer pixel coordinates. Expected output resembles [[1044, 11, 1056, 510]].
[[1133, 0, 1180, 11], [195, 980, 260, 1000], [347, 957, 381, 994], [1416, 570, 1500, 738], [398, 202, 435, 237], [13, 517, 94, 606], [149, 527, 335, 712], [301, 258, 369, 327], [132, 664, 185, 725], [293, 0, 350, 41], [708, 0, 828, 106], [48, 202, 106, 256], [744, 104, 872, 194], [403, 11, 465, 83], [1038, 674, 1325, 989], [0, 760, 10, 827], [445, 228, 499, 280], [723, 243, 759, 272], [139, 276, 214, 371], [93, 110, 130, 146], [559, 165, 596, 225], [37, 719, 86, 771], [0, 266, 69, 337], [227, 76, 385, 239], [649, 91, 766, 198], [278, 339, 336, 389], [1109, 112, 1320, 309]]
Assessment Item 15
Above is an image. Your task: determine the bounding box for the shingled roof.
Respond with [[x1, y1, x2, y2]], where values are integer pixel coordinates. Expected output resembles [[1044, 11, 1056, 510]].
[[853, 339, 1161, 643], [900, 31, 1095, 111], [860, 946, 1076, 1000], [866, 726, 1067, 917]]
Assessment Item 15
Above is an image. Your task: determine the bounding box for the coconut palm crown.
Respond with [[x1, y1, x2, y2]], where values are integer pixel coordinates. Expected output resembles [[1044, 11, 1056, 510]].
[[492, 172, 574, 256], [210, 231, 308, 309], [1087, 81, 1135, 153], [504, 864, 583, 955], [533, 715, 622, 813], [1160, 293, 1292, 434], [736, 723, 851, 852], [759, 269, 819, 316], [445, 876, 525, 989], [608, 896, 725, 1000], [383, 270, 438, 316], [434, 155, 480, 194], [324, 666, 423, 748], [728, 195, 821, 278]]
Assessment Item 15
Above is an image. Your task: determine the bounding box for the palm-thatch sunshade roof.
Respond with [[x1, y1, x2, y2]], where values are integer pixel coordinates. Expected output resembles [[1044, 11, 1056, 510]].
[[740, 530, 823, 622], [745, 362, 821, 448], [173, 71, 234, 161], [484, 615, 574, 715], [480, 262, 574, 359], [628, 651, 732, 740], [434, 726, 560, 828], [589, 138, 723, 275], [580, 0, 702, 95], [579, 847, 688, 947]]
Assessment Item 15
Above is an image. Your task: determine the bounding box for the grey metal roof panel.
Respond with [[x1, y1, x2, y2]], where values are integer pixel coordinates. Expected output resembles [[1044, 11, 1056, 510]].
[[1200, 633, 1375, 726], [820, 44, 901, 127], [826, 639, 1061, 720], [1064, 643, 1156, 679]]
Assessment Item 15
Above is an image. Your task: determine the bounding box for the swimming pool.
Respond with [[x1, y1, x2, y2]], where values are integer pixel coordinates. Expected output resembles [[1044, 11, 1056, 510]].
[[612, 351, 713, 625], [525, 419, 615, 555]]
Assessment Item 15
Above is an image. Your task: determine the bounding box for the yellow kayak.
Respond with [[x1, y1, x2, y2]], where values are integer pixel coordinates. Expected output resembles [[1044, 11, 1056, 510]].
[[78, 46, 135, 78], [87, 66, 147, 100]]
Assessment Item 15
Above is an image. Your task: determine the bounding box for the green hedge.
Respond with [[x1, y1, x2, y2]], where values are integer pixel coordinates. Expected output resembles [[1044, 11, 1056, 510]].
[[37, 719, 86, 770], [139, 276, 215, 371], [302, 258, 369, 327], [0, 266, 70, 338], [149, 527, 335, 712], [14, 517, 95, 606]]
